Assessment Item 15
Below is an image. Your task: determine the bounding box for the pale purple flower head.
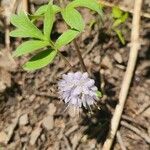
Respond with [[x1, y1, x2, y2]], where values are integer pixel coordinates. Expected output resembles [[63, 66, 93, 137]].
[[58, 72, 98, 109]]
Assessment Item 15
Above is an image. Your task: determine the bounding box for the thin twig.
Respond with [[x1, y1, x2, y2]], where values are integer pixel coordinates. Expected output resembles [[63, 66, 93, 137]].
[[99, 0, 150, 19], [57, 50, 73, 69], [102, 0, 143, 149], [135, 102, 150, 116], [121, 121, 150, 144], [116, 131, 127, 150], [4, 17, 10, 50], [73, 39, 87, 72], [121, 115, 148, 129]]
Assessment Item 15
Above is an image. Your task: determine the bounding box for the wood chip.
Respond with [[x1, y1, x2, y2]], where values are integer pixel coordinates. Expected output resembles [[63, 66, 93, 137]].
[[101, 56, 113, 69], [47, 103, 56, 116], [29, 127, 42, 145], [19, 114, 29, 126], [5, 112, 21, 144], [0, 131, 7, 143], [114, 52, 123, 64], [42, 115, 54, 130]]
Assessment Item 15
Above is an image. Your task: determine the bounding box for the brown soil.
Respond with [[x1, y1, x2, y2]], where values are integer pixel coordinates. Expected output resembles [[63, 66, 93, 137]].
[[0, 0, 150, 150]]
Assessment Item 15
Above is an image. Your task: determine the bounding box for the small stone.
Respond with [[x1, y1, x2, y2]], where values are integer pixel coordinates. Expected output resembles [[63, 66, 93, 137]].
[[21, 136, 29, 143], [93, 55, 100, 64], [42, 115, 54, 130], [29, 95, 36, 102], [30, 127, 42, 145], [116, 64, 126, 70], [20, 126, 32, 135], [41, 134, 46, 142], [114, 52, 123, 64], [101, 56, 113, 69], [16, 95, 23, 101], [48, 103, 56, 115], [19, 114, 29, 126]]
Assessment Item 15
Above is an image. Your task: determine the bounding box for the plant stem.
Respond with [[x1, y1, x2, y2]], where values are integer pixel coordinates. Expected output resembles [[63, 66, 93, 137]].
[[57, 50, 73, 69], [48, 41, 73, 70], [73, 39, 87, 72]]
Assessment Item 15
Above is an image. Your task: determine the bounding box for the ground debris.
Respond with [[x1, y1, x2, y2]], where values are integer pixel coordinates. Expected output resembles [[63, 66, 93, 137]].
[[29, 127, 42, 145], [42, 115, 54, 130], [19, 114, 29, 126]]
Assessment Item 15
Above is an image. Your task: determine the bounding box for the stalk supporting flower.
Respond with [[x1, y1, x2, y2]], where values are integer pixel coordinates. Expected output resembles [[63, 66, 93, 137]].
[[73, 40, 87, 72]]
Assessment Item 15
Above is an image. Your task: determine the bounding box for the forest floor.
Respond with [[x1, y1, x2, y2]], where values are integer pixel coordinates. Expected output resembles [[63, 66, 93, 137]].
[[0, 0, 150, 150]]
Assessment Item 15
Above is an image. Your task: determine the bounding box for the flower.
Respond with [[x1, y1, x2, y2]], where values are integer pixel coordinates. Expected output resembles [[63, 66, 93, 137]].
[[58, 72, 99, 109]]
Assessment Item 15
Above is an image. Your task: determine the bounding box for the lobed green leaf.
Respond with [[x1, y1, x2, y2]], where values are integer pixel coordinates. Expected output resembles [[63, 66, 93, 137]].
[[10, 12, 44, 40], [61, 7, 84, 32], [13, 40, 49, 57], [34, 4, 61, 16], [23, 49, 57, 71], [55, 29, 80, 49]]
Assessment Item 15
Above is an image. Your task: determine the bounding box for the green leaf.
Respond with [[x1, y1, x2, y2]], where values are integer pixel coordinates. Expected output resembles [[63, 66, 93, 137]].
[[23, 49, 57, 71], [55, 29, 80, 49], [13, 40, 49, 57], [10, 12, 44, 40], [96, 91, 102, 98], [114, 29, 125, 45], [112, 19, 122, 28], [120, 12, 128, 23], [112, 6, 123, 18], [34, 4, 61, 16], [61, 8, 84, 32], [44, 3, 55, 40], [10, 29, 34, 37], [68, 0, 103, 16], [112, 13, 128, 28]]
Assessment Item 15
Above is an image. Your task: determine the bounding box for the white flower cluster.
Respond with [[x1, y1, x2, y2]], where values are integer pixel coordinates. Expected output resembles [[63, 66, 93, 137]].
[[58, 72, 98, 108]]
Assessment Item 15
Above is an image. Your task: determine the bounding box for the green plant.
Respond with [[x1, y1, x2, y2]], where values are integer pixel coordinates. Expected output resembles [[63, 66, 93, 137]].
[[10, 0, 102, 71], [111, 6, 128, 45]]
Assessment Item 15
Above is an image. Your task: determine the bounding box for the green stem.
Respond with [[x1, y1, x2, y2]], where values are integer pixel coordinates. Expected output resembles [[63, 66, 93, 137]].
[[48, 40, 73, 69]]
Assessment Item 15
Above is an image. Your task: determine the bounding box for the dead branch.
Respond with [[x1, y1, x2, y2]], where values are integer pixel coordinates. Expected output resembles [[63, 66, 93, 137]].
[[102, 0, 143, 149]]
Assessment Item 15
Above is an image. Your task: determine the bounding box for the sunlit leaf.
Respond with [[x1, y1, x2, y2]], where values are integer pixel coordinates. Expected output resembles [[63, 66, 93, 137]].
[[112, 6, 122, 18], [13, 40, 49, 57], [112, 19, 122, 27], [68, 0, 103, 16], [23, 49, 57, 71], [10, 12, 44, 40], [44, 3, 55, 40], [120, 12, 128, 23], [34, 4, 61, 16], [55, 29, 80, 49], [61, 7, 84, 31]]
